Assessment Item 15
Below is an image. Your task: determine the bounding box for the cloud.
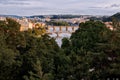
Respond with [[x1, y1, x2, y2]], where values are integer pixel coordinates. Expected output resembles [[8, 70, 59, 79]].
[[106, 4, 120, 8], [106, 4, 120, 9], [0, 0, 30, 5], [0, 0, 120, 16], [90, 3, 120, 10]]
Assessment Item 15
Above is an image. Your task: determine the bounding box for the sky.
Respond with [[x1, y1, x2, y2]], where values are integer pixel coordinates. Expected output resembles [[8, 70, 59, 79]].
[[0, 0, 120, 16]]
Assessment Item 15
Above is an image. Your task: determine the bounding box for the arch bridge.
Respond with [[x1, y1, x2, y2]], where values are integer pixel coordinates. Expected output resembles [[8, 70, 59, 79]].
[[46, 26, 79, 37]]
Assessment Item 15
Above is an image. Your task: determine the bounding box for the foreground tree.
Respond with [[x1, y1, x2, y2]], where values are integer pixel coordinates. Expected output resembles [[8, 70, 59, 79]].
[[0, 18, 120, 80], [0, 18, 60, 80], [62, 20, 120, 79]]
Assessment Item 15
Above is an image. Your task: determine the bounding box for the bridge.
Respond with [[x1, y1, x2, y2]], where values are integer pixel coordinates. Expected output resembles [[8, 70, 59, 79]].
[[46, 26, 79, 37]]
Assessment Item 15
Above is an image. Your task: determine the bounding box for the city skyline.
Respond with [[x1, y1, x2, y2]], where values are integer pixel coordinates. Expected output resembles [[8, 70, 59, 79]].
[[0, 0, 120, 16]]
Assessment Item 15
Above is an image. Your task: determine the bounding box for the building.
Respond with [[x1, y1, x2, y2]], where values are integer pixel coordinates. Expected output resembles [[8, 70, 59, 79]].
[[18, 18, 34, 31], [105, 22, 113, 30], [0, 17, 6, 21]]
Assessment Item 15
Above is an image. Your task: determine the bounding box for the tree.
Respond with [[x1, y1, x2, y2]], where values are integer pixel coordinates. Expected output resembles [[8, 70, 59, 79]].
[[0, 18, 23, 80], [62, 20, 120, 79], [0, 18, 59, 80]]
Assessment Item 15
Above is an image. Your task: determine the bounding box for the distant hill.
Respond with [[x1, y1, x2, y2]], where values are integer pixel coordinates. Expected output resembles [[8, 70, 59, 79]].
[[0, 15, 22, 18], [1, 13, 120, 22], [27, 15, 92, 19], [89, 16, 110, 22], [50, 15, 83, 19], [26, 15, 45, 18], [27, 15, 82, 19], [102, 12, 120, 22], [111, 12, 120, 20], [0, 14, 89, 19]]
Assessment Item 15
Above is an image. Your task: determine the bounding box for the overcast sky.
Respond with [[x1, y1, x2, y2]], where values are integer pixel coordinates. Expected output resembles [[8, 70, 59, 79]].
[[0, 0, 120, 16]]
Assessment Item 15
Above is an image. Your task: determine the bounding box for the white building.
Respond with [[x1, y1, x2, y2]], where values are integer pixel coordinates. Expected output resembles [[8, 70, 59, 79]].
[[0, 17, 6, 21]]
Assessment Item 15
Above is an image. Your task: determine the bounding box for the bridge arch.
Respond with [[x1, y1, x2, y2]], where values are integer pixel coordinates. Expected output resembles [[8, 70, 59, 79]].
[[46, 26, 79, 37]]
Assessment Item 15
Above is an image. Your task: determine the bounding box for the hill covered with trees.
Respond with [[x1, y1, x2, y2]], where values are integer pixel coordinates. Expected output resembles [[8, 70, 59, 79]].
[[111, 12, 120, 20], [101, 12, 120, 22]]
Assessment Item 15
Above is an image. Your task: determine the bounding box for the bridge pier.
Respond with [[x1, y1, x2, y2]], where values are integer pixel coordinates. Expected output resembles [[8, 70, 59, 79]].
[[53, 26, 55, 32], [57, 33, 59, 37], [59, 26, 62, 32], [72, 27, 74, 31], [66, 26, 68, 31], [56, 32, 59, 37]]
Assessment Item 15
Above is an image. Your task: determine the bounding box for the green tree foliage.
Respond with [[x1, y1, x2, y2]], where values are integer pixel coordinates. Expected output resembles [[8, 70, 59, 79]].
[[61, 38, 71, 49], [47, 20, 69, 26], [0, 18, 60, 80], [62, 20, 120, 79], [0, 27, 21, 80], [0, 17, 120, 80]]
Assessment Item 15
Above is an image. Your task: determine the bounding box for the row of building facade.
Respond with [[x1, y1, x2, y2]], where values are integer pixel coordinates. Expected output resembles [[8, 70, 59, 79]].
[[0, 17, 46, 31], [0, 17, 114, 31]]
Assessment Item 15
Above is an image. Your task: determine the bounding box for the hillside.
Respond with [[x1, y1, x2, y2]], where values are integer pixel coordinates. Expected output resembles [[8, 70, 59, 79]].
[[0, 15, 22, 18], [111, 12, 120, 20]]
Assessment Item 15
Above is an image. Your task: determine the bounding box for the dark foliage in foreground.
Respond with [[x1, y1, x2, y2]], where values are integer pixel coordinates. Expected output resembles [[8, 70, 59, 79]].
[[0, 18, 120, 80]]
